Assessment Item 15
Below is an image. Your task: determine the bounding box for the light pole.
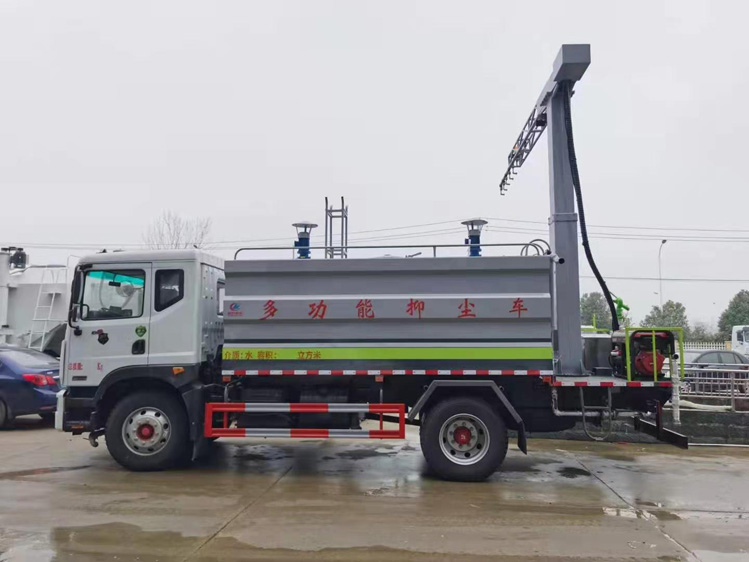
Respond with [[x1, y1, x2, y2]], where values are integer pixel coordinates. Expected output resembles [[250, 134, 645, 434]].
[[658, 239, 667, 308]]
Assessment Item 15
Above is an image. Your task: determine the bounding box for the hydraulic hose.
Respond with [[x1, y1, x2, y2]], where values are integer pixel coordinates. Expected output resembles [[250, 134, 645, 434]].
[[561, 81, 620, 332]]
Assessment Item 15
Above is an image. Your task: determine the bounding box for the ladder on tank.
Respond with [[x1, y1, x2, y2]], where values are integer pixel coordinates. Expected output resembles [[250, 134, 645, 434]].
[[28, 266, 68, 352]]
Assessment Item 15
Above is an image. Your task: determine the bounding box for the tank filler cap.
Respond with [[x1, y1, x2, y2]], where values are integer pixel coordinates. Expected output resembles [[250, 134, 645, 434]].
[[293, 221, 318, 259], [461, 219, 488, 258], [292, 221, 318, 237]]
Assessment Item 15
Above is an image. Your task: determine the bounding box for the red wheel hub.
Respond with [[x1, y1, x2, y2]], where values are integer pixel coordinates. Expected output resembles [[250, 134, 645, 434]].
[[453, 427, 472, 446], [136, 424, 155, 440]]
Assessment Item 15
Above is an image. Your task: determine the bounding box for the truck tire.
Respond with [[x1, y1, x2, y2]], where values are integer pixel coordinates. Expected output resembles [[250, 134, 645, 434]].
[[105, 391, 190, 471], [419, 397, 508, 482]]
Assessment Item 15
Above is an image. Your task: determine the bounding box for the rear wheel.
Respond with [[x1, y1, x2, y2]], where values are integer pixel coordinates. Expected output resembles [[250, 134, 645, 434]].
[[420, 397, 508, 481], [105, 391, 190, 471]]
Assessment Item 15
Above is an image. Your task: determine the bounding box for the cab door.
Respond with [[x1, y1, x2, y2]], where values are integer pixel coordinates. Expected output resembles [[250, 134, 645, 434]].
[[66, 264, 152, 386]]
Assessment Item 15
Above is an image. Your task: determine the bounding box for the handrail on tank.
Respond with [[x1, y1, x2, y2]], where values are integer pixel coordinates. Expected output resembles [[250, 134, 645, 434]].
[[233, 242, 548, 260]]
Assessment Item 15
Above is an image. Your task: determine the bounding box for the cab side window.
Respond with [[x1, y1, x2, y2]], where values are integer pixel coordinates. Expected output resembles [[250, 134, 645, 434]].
[[699, 352, 721, 363], [155, 270, 184, 312]]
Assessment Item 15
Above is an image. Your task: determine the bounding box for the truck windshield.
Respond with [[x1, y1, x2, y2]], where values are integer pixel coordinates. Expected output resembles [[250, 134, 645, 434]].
[[82, 270, 145, 320]]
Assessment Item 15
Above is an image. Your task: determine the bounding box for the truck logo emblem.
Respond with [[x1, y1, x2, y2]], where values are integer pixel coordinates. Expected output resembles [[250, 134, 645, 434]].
[[135, 325, 147, 337], [229, 303, 241, 311]]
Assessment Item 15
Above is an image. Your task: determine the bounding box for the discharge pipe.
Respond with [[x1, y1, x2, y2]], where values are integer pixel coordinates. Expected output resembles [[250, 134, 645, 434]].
[[561, 81, 619, 332]]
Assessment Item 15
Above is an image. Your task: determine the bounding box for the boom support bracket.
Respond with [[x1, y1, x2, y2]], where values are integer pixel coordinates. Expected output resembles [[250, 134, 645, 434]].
[[499, 44, 591, 376]]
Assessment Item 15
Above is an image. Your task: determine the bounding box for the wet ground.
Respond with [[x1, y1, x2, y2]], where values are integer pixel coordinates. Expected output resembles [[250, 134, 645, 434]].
[[1, 417, 748, 561]]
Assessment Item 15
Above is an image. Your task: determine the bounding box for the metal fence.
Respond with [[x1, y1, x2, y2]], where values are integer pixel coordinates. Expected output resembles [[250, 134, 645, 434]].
[[683, 341, 730, 351], [678, 364, 749, 412]]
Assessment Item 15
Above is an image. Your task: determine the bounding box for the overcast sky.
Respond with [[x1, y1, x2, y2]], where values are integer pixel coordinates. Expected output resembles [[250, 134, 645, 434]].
[[1, 1, 747, 327]]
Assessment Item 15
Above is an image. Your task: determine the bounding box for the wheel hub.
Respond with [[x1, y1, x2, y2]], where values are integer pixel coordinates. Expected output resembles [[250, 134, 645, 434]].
[[453, 426, 472, 446], [439, 413, 490, 466], [122, 407, 171, 456], [136, 424, 155, 440]]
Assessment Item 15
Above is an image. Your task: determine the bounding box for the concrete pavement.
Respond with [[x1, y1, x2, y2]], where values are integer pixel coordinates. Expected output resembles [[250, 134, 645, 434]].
[[1, 416, 748, 561]]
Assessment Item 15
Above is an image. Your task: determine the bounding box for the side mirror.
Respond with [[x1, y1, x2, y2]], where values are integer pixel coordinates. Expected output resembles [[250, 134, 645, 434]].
[[68, 305, 84, 336]]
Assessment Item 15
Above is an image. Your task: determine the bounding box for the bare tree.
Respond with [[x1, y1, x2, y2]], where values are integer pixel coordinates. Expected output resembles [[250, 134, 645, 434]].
[[143, 211, 212, 249]]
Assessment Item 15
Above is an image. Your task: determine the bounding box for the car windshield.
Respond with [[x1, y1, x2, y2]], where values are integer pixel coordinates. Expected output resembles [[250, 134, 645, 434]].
[[683, 351, 702, 363], [0, 349, 59, 369]]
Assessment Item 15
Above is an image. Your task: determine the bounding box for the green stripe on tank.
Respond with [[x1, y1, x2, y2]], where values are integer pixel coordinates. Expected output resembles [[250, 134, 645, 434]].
[[222, 347, 554, 361]]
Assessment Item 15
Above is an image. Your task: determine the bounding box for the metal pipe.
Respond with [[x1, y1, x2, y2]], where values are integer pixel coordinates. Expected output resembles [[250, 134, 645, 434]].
[[550, 388, 639, 419], [551, 388, 599, 417], [658, 239, 667, 307]]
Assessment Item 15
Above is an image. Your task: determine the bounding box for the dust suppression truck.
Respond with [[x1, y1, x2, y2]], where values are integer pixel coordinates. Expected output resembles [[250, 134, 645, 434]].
[[56, 45, 686, 481]]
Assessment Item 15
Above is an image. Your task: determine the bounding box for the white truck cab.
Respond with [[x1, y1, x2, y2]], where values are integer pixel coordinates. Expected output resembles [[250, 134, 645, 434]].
[[731, 326, 749, 357], [63, 250, 224, 388], [58, 250, 224, 466]]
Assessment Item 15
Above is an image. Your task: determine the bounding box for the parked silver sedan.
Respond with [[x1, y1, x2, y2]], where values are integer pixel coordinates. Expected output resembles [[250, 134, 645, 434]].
[[684, 350, 749, 396]]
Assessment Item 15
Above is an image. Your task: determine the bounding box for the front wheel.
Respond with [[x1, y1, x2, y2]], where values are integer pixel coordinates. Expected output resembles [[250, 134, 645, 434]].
[[105, 391, 190, 471], [419, 397, 508, 481]]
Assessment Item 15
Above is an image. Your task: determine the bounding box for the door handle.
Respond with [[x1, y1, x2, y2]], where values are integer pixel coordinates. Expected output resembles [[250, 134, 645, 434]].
[[132, 340, 146, 355]]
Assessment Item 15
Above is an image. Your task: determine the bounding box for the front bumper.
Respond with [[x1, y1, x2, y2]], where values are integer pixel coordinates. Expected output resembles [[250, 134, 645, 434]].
[[55, 389, 95, 433], [55, 390, 66, 430]]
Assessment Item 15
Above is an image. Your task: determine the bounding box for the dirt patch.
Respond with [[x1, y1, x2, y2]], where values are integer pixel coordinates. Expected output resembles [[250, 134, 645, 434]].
[[234, 452, 279, 462], [557, 467, 591, 479], [335, 449, 398, 460], [649, 510, 682, 521]]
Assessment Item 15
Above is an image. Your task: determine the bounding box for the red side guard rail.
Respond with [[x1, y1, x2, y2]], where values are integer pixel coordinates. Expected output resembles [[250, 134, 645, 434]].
[[204, 402, 406, 439]]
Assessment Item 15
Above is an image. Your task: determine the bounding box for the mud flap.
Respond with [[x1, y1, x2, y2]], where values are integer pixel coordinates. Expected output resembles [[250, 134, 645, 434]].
[[181, 384, 205, 442]]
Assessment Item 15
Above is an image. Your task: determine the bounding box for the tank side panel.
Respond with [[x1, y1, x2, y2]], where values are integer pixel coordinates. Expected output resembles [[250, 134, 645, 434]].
[[223, 256, 554, 370]]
